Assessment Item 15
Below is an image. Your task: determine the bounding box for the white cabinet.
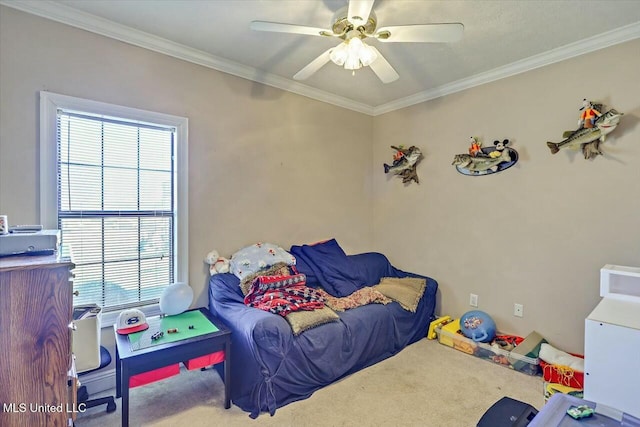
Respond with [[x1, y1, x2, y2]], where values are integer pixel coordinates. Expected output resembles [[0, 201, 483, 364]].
[[583, 265, 640, 419]]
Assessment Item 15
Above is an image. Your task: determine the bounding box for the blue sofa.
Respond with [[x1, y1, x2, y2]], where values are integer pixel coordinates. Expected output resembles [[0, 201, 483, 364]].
[[208, 243, 438, 418]]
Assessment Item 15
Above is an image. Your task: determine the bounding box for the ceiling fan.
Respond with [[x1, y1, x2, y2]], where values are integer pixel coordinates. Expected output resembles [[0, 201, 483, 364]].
[[250, 0, 463, 83]]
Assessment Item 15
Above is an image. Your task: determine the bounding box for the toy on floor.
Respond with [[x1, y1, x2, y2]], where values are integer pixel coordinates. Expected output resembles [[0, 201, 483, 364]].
[[460, 310, 496, 343], [427, 315, 452, 339]]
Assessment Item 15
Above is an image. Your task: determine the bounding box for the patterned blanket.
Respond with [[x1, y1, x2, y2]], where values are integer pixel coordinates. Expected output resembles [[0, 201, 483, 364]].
[[316, 287, 391, 311], [244, 273, 326, 317]]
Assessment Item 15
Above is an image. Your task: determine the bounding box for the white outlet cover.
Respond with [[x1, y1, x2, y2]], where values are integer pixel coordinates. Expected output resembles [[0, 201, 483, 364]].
[[470, 294, 478, 307], [514, 303, 524, 317]]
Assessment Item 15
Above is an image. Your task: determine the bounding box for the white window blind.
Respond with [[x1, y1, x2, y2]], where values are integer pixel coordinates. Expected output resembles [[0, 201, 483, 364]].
[[57, 109, 176, 312]]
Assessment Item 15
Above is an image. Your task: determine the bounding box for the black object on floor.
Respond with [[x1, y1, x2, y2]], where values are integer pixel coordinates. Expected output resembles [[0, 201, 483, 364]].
[[477, 396, 538, 427], [77, 346, 117, 413]]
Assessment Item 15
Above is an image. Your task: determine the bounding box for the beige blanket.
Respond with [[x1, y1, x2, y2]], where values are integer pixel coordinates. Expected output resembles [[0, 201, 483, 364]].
[[317, 287, 391, 312], [373, 277, 426, 312]]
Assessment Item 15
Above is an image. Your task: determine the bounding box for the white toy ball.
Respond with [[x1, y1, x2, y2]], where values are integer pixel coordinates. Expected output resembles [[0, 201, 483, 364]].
[[159, 282, 193, 316]]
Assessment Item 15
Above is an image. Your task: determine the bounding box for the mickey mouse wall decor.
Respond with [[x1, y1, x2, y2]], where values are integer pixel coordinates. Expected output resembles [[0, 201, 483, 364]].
[[452, 138, 518, 176]]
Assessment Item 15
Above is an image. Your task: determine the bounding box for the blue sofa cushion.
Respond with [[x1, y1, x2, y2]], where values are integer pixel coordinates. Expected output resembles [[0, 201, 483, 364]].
[[290, 239, 366, 297]]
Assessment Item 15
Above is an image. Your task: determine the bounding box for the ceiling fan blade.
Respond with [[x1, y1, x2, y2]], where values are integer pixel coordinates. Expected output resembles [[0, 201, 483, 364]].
[[376, 23, 464, 43], [250, 21, 333, 37], [347, 0, 375, 26], [367, 46, 399, 84], [293, 48, 333, 81]]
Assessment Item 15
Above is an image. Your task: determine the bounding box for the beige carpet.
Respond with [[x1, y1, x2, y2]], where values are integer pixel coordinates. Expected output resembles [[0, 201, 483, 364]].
[[76, 339, 544, 427]]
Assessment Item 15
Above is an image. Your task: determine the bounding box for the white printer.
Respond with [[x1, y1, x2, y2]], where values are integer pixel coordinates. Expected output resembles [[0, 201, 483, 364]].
[[0, 229, 60, 257]]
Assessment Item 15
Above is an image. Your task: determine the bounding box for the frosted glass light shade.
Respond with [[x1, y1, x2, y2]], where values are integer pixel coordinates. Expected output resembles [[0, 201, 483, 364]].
[[330, 43, 348, 66], [345, 38, 363, 70], [329, 38, 377, 71], [359, 45, 378, 66], [159, 282, 193, 316], [344, 55, 361, 70]]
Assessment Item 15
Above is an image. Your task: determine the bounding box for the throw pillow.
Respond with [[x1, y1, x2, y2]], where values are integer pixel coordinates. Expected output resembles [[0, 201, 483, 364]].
[[292, 239, 364, 297], [285, 306, 339, 335], [374, 277, 426, 312], [230, 242, 296, 281]]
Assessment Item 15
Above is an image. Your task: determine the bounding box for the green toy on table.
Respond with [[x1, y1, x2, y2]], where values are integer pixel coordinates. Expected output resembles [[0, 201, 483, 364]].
[[567, 405, 594, 420]]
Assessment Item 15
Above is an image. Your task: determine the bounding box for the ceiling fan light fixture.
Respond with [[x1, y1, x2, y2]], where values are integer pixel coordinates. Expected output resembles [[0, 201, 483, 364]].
[[330, 37, 377, 71], [251, 0, 463, 83], [345, 37, 364, 69], [344, 54, 362, 70], [348, 36, 364, 51], [329, 43, 348, 66], [359, 44, 378, 66]]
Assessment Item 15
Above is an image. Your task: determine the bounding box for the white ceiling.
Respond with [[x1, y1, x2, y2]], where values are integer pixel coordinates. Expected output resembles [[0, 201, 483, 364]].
[[4, 0, 640, 115]]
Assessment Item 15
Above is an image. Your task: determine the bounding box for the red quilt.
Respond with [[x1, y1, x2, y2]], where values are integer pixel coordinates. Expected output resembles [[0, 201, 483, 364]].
[[244, 273, 325, 317]]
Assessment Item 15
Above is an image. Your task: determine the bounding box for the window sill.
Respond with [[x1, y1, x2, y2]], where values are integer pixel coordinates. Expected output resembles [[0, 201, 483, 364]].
[[100, 303, 162, 329]]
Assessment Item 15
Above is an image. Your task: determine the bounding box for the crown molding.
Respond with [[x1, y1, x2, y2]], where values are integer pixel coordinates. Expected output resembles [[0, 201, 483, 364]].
[[2, 1, 638, 117], [0, 0, 374, 115], [372, 21, 640, 116]]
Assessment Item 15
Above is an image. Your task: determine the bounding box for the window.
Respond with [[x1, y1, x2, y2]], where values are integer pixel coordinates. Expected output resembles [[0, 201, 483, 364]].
[[40, 92, 188, 318]]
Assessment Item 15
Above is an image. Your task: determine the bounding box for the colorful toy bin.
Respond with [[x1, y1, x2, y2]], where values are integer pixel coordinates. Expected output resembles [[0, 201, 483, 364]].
[[435, 320, 541, 376]]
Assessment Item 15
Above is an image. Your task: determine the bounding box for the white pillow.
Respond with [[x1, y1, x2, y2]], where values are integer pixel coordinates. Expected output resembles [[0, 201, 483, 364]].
[[539, 343, 584, 372], [229, 242, 296, 280]]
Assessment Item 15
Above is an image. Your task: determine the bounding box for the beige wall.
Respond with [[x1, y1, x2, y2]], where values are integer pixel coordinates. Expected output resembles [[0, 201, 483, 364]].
[[0, 7, 373, 309], [2, 6, 639, 355], [373, 39, 640, 353]]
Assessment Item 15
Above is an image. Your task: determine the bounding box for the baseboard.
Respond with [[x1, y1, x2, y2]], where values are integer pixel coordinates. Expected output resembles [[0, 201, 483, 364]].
[[79, 368, 116, 395]]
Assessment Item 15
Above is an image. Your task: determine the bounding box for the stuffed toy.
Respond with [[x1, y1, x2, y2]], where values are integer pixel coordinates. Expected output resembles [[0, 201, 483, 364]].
[[205, 250, 230, 275]]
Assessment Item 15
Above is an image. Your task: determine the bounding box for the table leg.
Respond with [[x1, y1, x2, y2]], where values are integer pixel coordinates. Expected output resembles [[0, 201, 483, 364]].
[[115, 345, 121, 398], [121, 362, 129, 427], [224, 338, 231, 409]]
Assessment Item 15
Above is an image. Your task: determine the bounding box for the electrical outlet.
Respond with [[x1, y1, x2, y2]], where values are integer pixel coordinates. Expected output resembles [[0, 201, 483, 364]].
[[470, 293, 478, 307], [514, 303, 524, 317]]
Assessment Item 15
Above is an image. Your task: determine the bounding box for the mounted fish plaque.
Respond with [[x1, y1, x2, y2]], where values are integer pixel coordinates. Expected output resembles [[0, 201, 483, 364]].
[[384, 145, 423, 184], [452, 138, 518, 176], [547, 100, 623, 160]]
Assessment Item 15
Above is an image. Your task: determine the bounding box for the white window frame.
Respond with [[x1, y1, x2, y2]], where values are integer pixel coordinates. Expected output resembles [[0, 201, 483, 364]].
[[40, 91, 188, 326]]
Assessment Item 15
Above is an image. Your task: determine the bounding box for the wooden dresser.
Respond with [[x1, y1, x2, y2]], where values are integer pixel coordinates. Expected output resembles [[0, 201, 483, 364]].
[[0, 253, 76, 427]]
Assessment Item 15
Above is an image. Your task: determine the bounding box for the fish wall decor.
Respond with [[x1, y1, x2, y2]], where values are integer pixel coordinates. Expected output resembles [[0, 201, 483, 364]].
[[384, 145, 423, 184], [453, 138, 518, 176], [547, 101, 623, 160]]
